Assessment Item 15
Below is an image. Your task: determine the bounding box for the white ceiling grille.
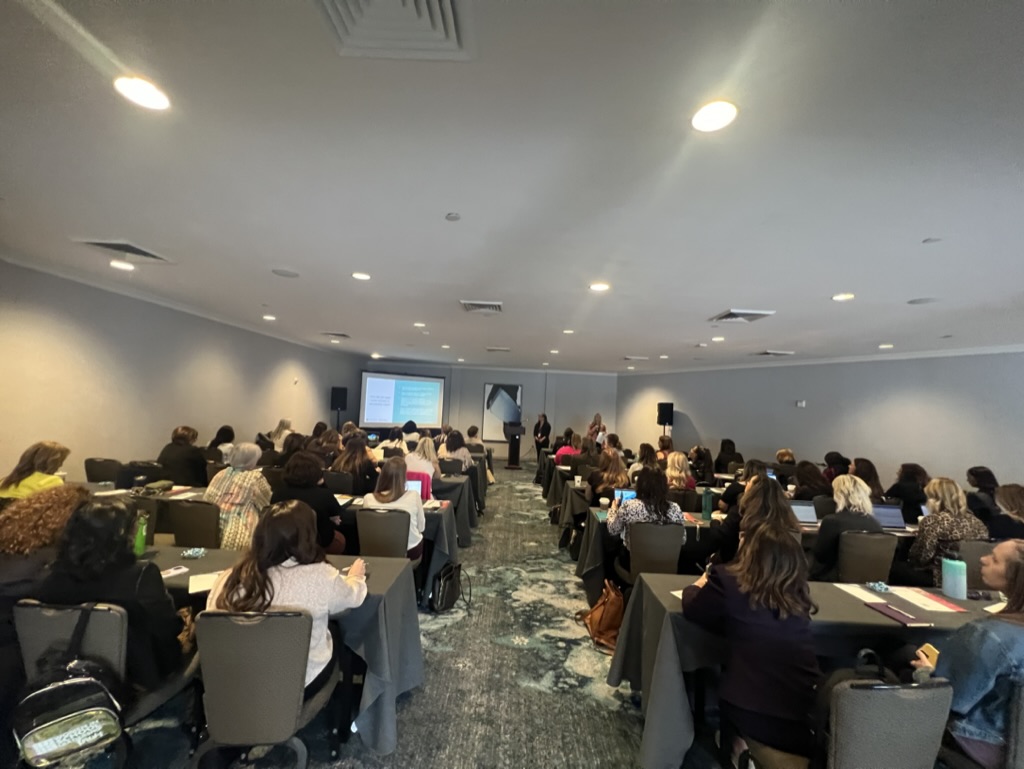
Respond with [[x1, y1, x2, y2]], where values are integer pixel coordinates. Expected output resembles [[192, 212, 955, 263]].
[[323, 332, 351, 339], [623, 355, 649, 361], [753, 350, 795, 357], [460, 300, 502, 314], [315, 0, 474, 61], [708, 309, 776, 323], [75, 239, 170, 263], [485, 346, 510, 353]]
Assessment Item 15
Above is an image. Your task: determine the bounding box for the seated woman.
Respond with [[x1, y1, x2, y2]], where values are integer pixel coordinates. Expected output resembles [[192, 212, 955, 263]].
[[268, 418, 294, 452], [627, 443, 658, 482], [911, 539, 1024, 768], [273, 451, 354, 554], [377, 427, 409, 456], [789, 460, 832, 501], [587, 451, 630, 507], [905, 477, 988, 586], [809, 475, 883, 582], [604, 433, 625, 459], [157, 426, 207, 487], [719, 459, 768, 512], [988, 485, 1024, 540], [607, 467, 685, 571], [208, 501, 367, 699], [442, 431, 473, 472], [207, 425, 235, 461], [34, 498, 184, 691], [554, 433, 582, 464], [203, 443, 272, 550], [851, 457, 887, 503], [713, 438, 744, 475], [310, 429, 342, 466], [709, 472, 798, 565], [774, 448, 797, 487], [401, 420, 420, 444], [570, 438, 604, 477], [331, 437, 379, 497], [0, 441, 70, 500], [688, 445, 715, 486], [666, 452, 697, 491], [885, 462, 930, 524], [274, 432, 308, 469], [966, 466, 1000, 524], [362, 457, 426, 561], [551, 427, 574, 455], [821, 451, 850, 483], [655, 435, 674, 462], [683, 524, 820, 760], [406, 436, 442, 481], [465, 426, 484, 447]]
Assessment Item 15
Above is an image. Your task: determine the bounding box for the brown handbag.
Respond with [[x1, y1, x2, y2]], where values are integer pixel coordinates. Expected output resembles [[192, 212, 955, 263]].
[[574, 579, 625, 652]]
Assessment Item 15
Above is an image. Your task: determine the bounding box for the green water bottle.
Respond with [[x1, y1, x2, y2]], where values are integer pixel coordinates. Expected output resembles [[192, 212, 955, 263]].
[[701, 488, 713, 521], [134, 513, 148, 556]]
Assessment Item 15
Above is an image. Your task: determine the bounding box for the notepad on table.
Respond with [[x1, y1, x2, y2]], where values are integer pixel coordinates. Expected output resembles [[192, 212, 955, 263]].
[[670, 589, 684, 599], [93, 489, 129, 497], [188, 571, 225, 594]]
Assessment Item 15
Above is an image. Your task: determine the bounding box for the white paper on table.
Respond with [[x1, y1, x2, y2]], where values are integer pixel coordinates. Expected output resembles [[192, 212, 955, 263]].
[[834, 584, 886, 603], [188, 571, 225, 594], [887, 586, 963, 613], [424, 500, 442, 509], [93, 489, 129, 497], [173, 491, 201, 500], [171, 485, 190, 492], [670, 590, 684, 599], [985, 601, 1008, 614]]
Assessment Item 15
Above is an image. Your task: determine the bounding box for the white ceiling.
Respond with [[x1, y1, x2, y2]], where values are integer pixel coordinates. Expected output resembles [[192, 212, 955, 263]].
[[3, 0, 1024, 373]]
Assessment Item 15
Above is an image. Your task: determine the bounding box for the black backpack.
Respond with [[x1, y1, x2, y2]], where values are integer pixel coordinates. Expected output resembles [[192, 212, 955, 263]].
[[430, 562, 471, 613], [13, 604, 128, 767]]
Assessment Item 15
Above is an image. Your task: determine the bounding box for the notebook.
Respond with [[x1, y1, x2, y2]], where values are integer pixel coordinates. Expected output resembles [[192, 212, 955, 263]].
[[791, 501, 818, 525], [614, 488, 637, 504], [872, 504, 906, 529]]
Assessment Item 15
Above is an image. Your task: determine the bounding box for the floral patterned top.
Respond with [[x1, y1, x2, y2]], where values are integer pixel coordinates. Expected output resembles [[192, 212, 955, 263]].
[[909, 508, 988, 585], [203, 467, 272, 550], [607, 498, 686, 550]]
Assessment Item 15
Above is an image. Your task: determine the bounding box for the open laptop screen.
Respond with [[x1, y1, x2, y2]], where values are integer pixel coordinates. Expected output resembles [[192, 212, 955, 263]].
[[873, 504, 906, 529], [405, 479, 423, 496], [790, 501, 818, 525]]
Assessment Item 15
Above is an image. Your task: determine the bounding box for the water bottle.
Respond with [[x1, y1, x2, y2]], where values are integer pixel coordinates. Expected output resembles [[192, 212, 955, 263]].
[[942, 558, 967, 601], [134, 513, 148, 557], [702, 488, 713, 521]]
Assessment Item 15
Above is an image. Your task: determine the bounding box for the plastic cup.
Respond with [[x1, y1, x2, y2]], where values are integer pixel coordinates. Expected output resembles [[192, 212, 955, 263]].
[[574, 475, 582, 487]]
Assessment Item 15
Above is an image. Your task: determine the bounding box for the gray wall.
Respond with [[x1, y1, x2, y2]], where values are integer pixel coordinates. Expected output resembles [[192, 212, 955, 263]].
[[0, 261, 362, 477], [616, 355, 1024, 482]]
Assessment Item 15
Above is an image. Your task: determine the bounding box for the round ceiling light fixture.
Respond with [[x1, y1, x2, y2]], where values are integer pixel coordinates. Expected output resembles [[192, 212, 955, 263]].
[[109, 259, 135, 272], [352, 272, 371, 281], [832, 293, 856, 302], [113, 76, 170, 110], [370, 352, 384, 359], [691, 101, 738, 132], [589, 282, 610, 292], [262, 314, 276, 321], [457, 358, 465, 363], [878, 343, 894, 350]]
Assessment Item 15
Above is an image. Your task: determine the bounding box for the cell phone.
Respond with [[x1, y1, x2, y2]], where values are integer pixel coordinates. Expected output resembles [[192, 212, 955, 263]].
[[917, 642, 940, 667]]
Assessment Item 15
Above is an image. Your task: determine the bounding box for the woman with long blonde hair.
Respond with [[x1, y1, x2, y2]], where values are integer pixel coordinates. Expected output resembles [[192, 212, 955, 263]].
[[809, 475, 883, 582], [665, 451, 695, 491], [907, 477, 987, 585], [988, 484, 1024, 539]]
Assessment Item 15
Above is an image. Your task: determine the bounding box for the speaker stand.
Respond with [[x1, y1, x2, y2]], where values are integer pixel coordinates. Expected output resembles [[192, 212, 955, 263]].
[[335, 409, 342, 431]]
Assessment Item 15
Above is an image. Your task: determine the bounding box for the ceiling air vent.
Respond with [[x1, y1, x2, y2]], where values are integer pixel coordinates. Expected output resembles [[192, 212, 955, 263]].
[[485, 346, 510, 353], [323, 332, 351, 340], [316, 0, 474, 61], [753, 350, 795, 357], [707, 309, 776, 323], [460, 300, 503, 315], [76, 239, 170, 263], [623, 356, 650, 361]]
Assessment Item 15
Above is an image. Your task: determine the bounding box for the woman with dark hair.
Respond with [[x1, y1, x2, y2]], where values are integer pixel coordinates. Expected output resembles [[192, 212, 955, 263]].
[[719, 459, 768, 512], [208, 501, 366, 699], [790, 461, 832, 501], [712, 473, 798, 565], [885, 463, 931, 524], [683, 524, 820, 760], [207, 425, 236, 460], [966, 466, 1000, 523], [910, 539, 1024, 767], [378, 427, 408, 455], [821, 451, 850, 483], [656, 435, 674, 462], [401, 421, 420, 443], [628, 443, 659, 482], [554, 433, 582, 464], [689, 446, 715, 486], [272, 451, 353, 554], [331, 437, 379, 496], [587, 452, 631, 506], [851, 457, 886, 502], [533, 413, 551, 461], [714, 439, 744, 475], [310, 422, 328, 440], [607, 467, 685, 571], [157, 426, 207, 487], [34, 498, 183, 690], [551, 427, 574, 454], [988, 485, 1024, 540], [0, 441, 70, 500], [603, 433, 624, 458], [445, 431, 475, 471], [363, 457, 426, 560], [275, 431, 309, 469], [311, 429, 342, 465]]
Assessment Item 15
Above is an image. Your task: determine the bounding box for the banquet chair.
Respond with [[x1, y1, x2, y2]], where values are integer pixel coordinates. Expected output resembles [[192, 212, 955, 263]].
[[324, 470, 354, 495], [939, 682, 1024, 769], [382, 448, 404, 459], [439, 458, 463, 476], [205, 462, 227, 485], [613, 522, 686, 586], [261, 466, 285, 492], [190, 610, 339, 768], [957, 539, 997, 590], [812, 495, 837, 519], [166, 500, 221, 548], [837, 531, 897, 583], [84, 457, 124, 484]]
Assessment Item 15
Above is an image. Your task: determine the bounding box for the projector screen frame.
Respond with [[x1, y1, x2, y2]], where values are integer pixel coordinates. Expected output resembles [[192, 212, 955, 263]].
[[358, 370, 446, 430]]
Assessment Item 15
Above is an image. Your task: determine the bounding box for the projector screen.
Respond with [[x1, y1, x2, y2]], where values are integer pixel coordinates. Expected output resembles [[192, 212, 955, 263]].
[[359, 372, 445, 429]]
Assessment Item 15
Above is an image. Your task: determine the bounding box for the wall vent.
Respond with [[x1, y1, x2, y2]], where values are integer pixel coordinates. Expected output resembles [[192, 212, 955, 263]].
[[315, 0, 474, 61], [76, 239, 170, 263], [460, 300, 503, 314], [485, 346, 510, 353], [753, 350, 795, 357], [707, 309, 776, 323], [623, 355, 650, 361], [323, 332, 351, 339]]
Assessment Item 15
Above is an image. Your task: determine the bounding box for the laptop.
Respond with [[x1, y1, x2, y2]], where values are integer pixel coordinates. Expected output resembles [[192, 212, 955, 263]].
[[920, 503, 930, 518], [766, 468, 777, 481], [872, 504, 906, 529], [614, 488, 637, 504], [405, 479, 423, 497], [790, 501, 818, 525]]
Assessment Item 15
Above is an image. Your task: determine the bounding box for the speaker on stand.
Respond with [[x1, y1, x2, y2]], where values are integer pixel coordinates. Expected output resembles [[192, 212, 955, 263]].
[[331, 387, 348, 431], [657, 402, 674, 436]]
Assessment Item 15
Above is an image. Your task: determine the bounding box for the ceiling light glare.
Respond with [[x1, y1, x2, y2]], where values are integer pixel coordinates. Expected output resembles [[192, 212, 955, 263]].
[[113, 76, 170, 110], [659, 355, 669, 359], [457, 358, 465, 363], [589, 282, 610, 292], [262, 314, 276, 321], [563, 329, 574, 334], [330, 339, 340, 344], [370, 352, 383, 359], [542, 362, 549, 366], [691, 101, 738, 132], [878, 343, 894, 350], [832, 293, 856, 302], [550, 350, 559, 354], [414, 322, 426, 328], [711, 336, 725, 342], [109, 259, 135, 272], [351, 272, 371, 281], [441, 345, 450, 349], [627, 366, 635, 370]]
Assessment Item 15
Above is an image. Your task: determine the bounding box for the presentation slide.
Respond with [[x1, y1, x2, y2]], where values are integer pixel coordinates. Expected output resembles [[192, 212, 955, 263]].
[[359, 372, 445, 428]]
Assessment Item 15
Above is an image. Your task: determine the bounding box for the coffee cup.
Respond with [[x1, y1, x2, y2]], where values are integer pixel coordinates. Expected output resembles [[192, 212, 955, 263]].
[[574, 475, 582, 487], [599, 497, 610, 510]]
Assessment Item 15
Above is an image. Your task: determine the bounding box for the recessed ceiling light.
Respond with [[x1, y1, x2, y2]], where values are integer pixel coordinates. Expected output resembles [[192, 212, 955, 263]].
[[441, 344, 450, 349], [330, 339, 340, 344], [421, 331, 430, 335], [589, 282, 610, 292], [352, 272, 371, 281], [550, 350, 559, 354], [563, 329, 574, 334], [627, 365, 635, 370], [413, 322, 426, 328], [711, 336, 725, 342], [445, 212, 461, 222], [697, 343, 708, 348], [542, 362, 549, 366], [907, 297, 939, 305], [271, 268, 299, 278], [659, 355, 669, 359], [370, 352, 383, 359], [878, 343, 894, 350], [457, 358, 465, 363], [691, 101, 738, 132], [262, 314, 276, 321], [109, 259, 135, 272], [113, 76, 170, 110], [832, 293, 856, 302]]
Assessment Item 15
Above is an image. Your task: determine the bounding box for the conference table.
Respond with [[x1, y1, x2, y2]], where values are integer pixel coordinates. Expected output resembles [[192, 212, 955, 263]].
[[151, 547, 424, 755], [606, 573, 997, 769], [538, 449, 556, 496], [432, 475, 478, 547]]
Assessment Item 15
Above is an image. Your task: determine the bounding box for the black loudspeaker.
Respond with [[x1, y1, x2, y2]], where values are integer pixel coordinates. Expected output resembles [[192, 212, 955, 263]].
[[657, 402, 674, 426], [330, 387, 348, 411]]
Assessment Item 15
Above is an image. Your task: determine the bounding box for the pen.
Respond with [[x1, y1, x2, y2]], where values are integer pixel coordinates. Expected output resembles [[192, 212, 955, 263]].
[[887, 604, 917, 620]]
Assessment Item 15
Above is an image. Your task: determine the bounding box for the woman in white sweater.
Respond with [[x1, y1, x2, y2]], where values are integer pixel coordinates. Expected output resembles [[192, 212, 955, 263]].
[[363, 457, 426, 560], [208, 500, 366, 697]]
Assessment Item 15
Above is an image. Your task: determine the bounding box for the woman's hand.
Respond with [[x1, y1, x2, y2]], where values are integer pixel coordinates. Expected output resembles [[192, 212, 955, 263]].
[[348, 559, 367, 579], [692, 572, 708, 589], [910, 650, 933, 670]]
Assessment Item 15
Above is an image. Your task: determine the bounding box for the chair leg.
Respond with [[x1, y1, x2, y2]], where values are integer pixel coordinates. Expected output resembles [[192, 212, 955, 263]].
[[188, 738, 218, 769], [186, 680, 206, 756], [286, 736, 308, 769]]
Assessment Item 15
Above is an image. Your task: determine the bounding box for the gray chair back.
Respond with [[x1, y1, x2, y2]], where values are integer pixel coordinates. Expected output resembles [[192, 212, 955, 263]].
[[195, 611, 310, 745], [439, 458, 462, 476], [356, 508, 410, 557], [84, 458, 123, 484], [167, 499, 222, 548], [727, 461, 743, 475], [681, 490, 701, 513], [15, 601, 128, 679], [324, 470, 354, 495], [467, 444, 485, 455], [829, 679, 952, 769], [837, 531, 897, 583], [261, 466, 285, 492], [812, 495, 837, 519], [206, 462, 228, 485], [957, 539, 997, 590], [382, 447, 404, 459], [405, 440, 419, 452], [629, 522, 687, 582]]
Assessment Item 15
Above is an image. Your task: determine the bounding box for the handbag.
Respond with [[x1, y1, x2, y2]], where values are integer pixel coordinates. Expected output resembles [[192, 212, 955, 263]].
[[430, 562, 471, 613], [574, 580, 625, 652]]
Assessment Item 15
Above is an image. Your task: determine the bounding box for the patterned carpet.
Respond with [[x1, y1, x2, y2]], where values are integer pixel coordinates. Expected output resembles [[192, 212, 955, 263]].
[[114, 467, 723, 769]]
